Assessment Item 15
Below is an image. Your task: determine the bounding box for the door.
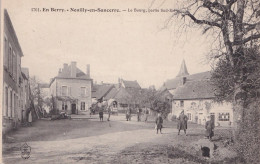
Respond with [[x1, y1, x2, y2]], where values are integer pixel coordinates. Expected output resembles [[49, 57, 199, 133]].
[[71, 104, 76, 114]]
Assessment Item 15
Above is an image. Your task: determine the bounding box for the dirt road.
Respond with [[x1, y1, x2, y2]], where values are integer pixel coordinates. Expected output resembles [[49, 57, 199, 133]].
[[2, 115, 238, 164]]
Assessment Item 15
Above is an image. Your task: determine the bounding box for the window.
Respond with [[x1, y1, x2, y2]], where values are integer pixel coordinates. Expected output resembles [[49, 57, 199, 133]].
[[4, 87, 8, 117], [61, 86, 68, 96], [219, 113, 230, 121], [180, 100, 184, 107], [62, 101, 68, 110], [10, 90, 13, 117], [13, 51, 17, 81], [4, 37, 8, 68], [187, 113, 192, 121], [81, 102, 85, 110], [80, 87, 86, 97], [8, 45, 12, 74]]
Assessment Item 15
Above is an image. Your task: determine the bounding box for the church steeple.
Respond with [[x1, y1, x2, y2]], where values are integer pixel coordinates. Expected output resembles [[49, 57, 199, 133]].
[[176, 59, 189, 77]]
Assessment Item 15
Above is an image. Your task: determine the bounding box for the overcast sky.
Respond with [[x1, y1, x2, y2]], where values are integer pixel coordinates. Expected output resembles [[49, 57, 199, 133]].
[[3, 0, 213, 88]]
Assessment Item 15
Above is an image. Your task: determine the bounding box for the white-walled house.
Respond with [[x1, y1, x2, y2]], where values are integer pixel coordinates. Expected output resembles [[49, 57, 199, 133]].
[[172, 80, 233, 127], [49, 62, 92, 114]]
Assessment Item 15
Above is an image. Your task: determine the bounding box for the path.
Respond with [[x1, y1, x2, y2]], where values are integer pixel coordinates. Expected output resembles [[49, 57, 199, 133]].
[[3, 125, 177, 164]]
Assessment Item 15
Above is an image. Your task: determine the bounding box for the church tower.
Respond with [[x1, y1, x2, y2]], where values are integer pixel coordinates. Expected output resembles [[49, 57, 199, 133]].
[[176, 59, 189, 77]]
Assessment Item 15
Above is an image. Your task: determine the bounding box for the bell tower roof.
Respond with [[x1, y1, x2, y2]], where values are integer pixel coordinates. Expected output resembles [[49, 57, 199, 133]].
[[176, 59, 189, 77]]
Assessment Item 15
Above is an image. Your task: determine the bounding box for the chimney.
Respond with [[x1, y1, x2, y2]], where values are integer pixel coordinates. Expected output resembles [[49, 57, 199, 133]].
[[70, 61, 77, 77], [63, 63, 69, 76], [58, 68, 62, 76], [86, 64, 90, 78]]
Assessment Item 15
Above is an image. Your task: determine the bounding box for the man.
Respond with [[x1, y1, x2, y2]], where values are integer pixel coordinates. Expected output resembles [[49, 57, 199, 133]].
[[205, 115, 215, 140], [144, 107, 149, 122], [126, 107, 131, 121], [137, 108, 142, 122], [155, 113, 163, 134], [99, 105, 104, 122], [107, 106, 111, 121], [177, 110, 188, 135]]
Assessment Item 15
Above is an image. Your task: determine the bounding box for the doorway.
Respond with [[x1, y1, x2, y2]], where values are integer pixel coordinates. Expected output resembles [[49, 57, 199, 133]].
[[71, 104, 76, 114]]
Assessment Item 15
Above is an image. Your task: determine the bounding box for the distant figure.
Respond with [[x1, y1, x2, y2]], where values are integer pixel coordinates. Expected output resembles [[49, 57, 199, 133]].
[[137, 108, 142, 122], [205, 116, 215, 140], [155, 113, 163, 134], [28, 110, 32, 126], [144, 107, 149, 122], [177, 110, 188, 135], [126, 108, 131, 121], [107, 106, 111, 121], [99, 107, 104, 122], [89, 107, 93, 117]]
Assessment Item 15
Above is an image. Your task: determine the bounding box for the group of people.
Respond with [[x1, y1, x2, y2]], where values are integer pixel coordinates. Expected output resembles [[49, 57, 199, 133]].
[[125, 107, 150, 122], [97, 106, 112, 122], [155, 110, 215, 140]]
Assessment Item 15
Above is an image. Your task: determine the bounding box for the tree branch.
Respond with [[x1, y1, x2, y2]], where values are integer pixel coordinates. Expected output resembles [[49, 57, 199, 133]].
[[243, 22, 260, 33], [174, 10, 221, 28], [232, 33, 260, 45]]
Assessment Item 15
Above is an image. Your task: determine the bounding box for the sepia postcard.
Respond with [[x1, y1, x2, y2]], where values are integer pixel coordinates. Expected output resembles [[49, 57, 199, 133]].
[[1, 0, 259, 163]]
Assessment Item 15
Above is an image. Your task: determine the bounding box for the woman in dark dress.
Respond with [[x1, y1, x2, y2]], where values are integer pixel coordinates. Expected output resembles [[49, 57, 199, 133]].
[[177, 110, 188, 135], [155, 113, 163, 134], [205, 116, 215, 140]]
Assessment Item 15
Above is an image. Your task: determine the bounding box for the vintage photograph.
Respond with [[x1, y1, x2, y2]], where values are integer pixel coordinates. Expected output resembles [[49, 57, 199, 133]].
[[1, 0, 260, 163]]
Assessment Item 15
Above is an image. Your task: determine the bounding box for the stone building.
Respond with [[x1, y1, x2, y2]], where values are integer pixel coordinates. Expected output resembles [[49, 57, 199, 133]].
[[2, 10, 26, 133], [19, 68, 30, 123], [162, 60, 233, 127], [49, 62, 92, 114]]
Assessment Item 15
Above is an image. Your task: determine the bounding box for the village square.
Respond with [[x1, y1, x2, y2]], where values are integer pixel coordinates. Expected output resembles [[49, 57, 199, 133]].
[[2, 0, 260, 164]]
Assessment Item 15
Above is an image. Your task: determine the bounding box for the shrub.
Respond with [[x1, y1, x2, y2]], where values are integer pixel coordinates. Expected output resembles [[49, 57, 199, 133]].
[[235, 99, 260, 164]]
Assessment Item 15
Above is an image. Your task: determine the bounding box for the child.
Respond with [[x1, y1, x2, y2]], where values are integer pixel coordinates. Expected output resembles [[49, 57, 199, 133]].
[[99, 108, 104, 122], [155, 113, 163, 134]]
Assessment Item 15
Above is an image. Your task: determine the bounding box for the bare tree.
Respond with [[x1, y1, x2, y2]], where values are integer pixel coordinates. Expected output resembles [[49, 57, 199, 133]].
[[168, 0, 260, 128], [167, 1, 260, 162]]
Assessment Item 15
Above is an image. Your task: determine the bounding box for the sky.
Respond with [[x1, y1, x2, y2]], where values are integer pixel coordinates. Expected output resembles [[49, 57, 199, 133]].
[[3, 0, 213, 88]]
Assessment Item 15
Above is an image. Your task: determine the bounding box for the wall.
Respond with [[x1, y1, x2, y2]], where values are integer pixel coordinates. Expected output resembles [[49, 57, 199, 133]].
[[172, 99, 233, 127], [51, 78, 92, 114], [2, 10, 24, 134]]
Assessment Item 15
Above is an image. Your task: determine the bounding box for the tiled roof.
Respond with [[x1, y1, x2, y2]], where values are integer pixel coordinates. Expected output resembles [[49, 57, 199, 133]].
[[104, 87, 118, 100], [187, 71, 211, 80], [173, 80, 215, 100], [92, 84, 114, 99], [122, 80, 141, 89], [163, 71, 211, 90], [21, 68, 29, 79], [57, 65, 90, 79], [39, 83, 49, 88], [113, 87, 132, 103], [163, 77, 182, 90]]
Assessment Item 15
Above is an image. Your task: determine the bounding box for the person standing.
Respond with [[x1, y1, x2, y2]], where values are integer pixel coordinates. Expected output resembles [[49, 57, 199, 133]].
[[126, 107, 131, 121], [137, 108, 142, 122], [177, 110, 188, 135], [107, 106, 111, 121], [155, 113, 163, 134], [144, 107, 149, 122], [205, 116, 215, 140], [28, 110, 32, 126], [99, 106, 104, 122]]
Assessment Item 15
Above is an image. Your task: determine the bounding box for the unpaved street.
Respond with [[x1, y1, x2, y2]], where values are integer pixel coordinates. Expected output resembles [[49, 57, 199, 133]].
[[2, 115, 238, 164]]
